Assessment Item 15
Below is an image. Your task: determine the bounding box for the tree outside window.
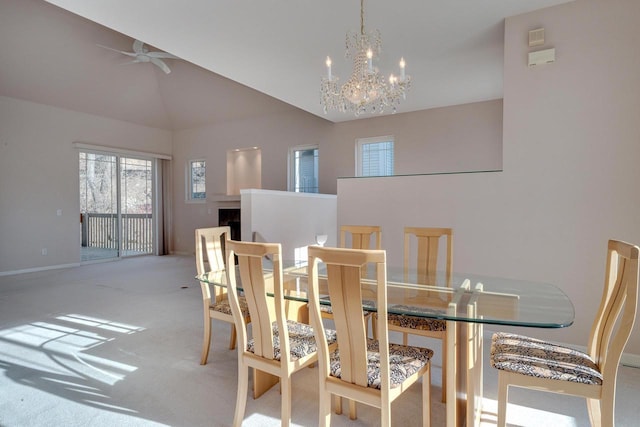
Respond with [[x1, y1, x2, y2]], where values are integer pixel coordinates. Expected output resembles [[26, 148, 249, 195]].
[[289, 146, 318, 193], [188, 160, 206, 201]]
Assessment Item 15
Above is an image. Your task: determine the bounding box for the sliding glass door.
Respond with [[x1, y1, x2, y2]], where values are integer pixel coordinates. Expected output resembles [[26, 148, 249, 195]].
[[119, 157, 153, 256], [79, 152, 154, 262]]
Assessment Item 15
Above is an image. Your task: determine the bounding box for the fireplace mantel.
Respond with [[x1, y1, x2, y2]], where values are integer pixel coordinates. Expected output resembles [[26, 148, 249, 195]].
[[211, 193, 241, 208]]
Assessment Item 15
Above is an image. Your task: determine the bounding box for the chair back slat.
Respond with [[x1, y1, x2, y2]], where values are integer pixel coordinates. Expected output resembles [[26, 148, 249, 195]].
[[226, 240, 288, 363], [308, 246, 388, 389], [340, 225, 382, 279], [195, 226, 230, 275], [340, 225, 382, 250], [404, 227, 452, 287], [589, 240, 639, 379], [325, 263, 369, 386], [195, 226, 231, 302]]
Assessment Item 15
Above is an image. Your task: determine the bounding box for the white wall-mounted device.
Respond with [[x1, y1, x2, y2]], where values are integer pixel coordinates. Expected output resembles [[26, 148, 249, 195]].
[[529, 28, 545, 47], [528, 48, 555, 67]]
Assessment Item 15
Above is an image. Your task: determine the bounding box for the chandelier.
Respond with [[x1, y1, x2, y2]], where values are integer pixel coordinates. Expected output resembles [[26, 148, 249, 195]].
[[320, 0, 411, 116]]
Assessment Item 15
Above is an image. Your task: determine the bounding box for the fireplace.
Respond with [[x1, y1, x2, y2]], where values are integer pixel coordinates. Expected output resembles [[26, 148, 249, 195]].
[[219, 208, 241, 241]]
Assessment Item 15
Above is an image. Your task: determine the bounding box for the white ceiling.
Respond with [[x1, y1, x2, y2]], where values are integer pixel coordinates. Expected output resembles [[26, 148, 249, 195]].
[[39, 0, 573, 124]]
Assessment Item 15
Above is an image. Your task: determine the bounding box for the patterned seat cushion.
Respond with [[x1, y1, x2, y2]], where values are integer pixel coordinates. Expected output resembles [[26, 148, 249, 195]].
[[246, 320, 337, 361], [210, 296, 250, 318], [328, 339, 433, 390], [490, 332, 602, 385], [387, 305, 447, 331]]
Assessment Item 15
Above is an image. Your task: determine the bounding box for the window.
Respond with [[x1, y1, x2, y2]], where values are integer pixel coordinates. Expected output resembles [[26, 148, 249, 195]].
[[187, 160, 206, 201], [356, 136, 394, 177], [289, 145, 319, 193]]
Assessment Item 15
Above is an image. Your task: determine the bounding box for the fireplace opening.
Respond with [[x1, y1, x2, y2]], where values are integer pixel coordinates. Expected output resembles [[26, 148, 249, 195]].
[[219, 208, 241, 241]]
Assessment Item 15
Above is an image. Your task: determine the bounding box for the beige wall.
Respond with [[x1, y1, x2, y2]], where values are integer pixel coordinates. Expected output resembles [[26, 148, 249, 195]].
[[325, 99, 503, 189], [0, 76, 501, 270], [170, 99, 502, 254], [338, 0, 640, 356], [170, 109, 332, 254], [0, 96, 172, 273]]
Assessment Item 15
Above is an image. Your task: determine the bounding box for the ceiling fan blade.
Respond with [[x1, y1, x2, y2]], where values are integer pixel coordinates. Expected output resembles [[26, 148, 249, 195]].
[[132, 39, 145, 54], [150, 57, 171, 74], [146, 51, 178, 59], [97, 44, 136, 57]]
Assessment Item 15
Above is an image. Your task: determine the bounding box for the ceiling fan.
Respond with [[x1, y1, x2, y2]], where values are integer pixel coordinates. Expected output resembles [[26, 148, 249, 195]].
[[97, 39, 178, 74]]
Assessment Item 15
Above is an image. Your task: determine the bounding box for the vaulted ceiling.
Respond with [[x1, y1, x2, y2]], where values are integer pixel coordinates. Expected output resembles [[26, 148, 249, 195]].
[[0, 0, 573, 131]]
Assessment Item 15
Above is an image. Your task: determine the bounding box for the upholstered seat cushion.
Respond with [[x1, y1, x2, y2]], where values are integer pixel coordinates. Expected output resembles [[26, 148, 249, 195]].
[[247, 320, 337, 361], [490, 332, 603, 385], [386, 305, 447, 331], [328, 339, 433, 390], [210, 296, 250, 318]]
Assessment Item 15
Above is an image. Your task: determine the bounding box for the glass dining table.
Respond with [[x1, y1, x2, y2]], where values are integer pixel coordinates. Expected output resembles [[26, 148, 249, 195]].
[[197, 261, 575, 427]]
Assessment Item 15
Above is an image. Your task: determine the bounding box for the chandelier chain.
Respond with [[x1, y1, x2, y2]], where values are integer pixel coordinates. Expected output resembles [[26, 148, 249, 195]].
[[360, 0, 364, 36]]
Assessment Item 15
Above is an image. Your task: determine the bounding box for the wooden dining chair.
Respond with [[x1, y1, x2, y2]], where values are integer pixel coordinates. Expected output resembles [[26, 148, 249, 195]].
[[490, 239, 639, 427], [224, 240, 338, 427], [385, 227, 452, 402], [195, 226, 250, 365], [307, 245, 433, 427], [329, 225, 381, 332], [339, 225, 382, 252]]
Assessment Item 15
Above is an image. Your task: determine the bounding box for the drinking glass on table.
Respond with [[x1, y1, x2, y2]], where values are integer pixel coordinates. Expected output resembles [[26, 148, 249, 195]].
[[315, 234, 328, 247]]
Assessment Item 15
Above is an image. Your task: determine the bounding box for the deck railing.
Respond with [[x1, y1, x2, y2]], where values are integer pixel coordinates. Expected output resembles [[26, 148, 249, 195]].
[[81, 213, 153, 253]]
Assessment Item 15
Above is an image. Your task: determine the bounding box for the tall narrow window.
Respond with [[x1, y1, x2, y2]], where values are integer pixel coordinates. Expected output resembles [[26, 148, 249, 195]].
[[356, 136, 394, 177], [188, 160, 206, 201], [289, 145, 319, 193]]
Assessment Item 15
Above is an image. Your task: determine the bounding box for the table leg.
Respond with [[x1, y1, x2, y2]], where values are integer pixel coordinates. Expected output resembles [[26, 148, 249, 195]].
[[466, 317, 483, 426], [445, 319, 459, 427], [446, 286, 485, 427]]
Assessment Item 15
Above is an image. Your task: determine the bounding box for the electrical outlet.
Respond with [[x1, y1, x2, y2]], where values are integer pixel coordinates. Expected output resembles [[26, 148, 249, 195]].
[[41, 248, 47, 255]]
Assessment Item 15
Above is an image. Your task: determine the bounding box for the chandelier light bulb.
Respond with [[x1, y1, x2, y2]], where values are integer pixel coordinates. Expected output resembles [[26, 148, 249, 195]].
[[326, 56, 332, 80], [366, 48, 373, 72], [399, 57, 406, 80]]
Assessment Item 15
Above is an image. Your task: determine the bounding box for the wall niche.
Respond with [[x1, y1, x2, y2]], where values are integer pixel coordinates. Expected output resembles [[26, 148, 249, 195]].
[[227, 147, 261, 196]]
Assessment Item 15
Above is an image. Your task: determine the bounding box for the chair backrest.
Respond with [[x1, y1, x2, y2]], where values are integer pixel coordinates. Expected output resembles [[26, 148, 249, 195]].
[[195, 226, 230, 275], [404, 227, 452, 286], [340, 225, 382, 250], [588, 240, 639, 386], [225, 240, 291, 363], [308, 246, 390, 390], [195, 226, 231, 302]]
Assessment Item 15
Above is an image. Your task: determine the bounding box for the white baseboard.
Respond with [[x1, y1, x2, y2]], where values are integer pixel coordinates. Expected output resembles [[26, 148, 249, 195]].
[[0, 262, 81, 277], [170, 250, 191, 256], [621, 353, 640, 368]]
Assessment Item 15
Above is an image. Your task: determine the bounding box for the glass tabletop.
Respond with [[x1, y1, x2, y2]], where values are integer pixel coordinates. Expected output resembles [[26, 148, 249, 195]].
[[197, 260, 575, 329]]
